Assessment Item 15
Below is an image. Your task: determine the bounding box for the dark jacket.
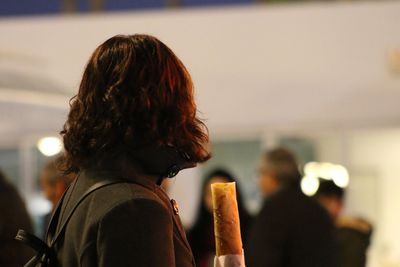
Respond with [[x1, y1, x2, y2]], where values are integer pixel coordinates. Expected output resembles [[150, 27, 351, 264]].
[[0, 174, 34, 267], [52, 169, 195, 267], [336, 218, 372, 267], [246, 186, 336, 267]]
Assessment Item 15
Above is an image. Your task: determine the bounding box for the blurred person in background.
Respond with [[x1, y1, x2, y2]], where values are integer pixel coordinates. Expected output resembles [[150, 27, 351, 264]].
[[0, 170, 34, 266], [315, 179, 372, 267], [40, 155, 74, 237], [247, 147, 336, 267], [187, 168, 252, 267], [49, 34, 210, 266]]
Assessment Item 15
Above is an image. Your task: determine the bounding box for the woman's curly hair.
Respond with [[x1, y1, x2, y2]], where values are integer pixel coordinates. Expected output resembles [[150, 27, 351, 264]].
[[61, 34, 210, 173]]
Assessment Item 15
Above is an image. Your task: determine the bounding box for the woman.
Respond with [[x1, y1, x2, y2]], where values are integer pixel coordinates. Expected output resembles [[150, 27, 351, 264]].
[[54, 34, 210, 266], [187, 169, 252, 267]]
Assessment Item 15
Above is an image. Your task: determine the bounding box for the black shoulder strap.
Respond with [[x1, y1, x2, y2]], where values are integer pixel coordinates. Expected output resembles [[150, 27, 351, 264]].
[[45, 174, 78, 245], [47, 177, 129, 247]]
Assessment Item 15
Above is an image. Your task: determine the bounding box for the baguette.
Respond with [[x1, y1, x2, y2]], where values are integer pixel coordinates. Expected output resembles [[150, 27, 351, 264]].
[[211, 182, 243, 256]]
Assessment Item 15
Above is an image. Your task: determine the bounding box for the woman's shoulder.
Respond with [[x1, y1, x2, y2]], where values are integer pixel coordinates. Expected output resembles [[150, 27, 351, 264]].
[[91, 181, 169, 215], [61, 172, 173, 233], [58, 180, 174, 265], [78, 169, 158, 200]]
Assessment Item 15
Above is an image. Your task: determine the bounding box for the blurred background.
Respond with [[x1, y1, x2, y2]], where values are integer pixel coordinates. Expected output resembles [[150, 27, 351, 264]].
[[1, 0, 400, 266]]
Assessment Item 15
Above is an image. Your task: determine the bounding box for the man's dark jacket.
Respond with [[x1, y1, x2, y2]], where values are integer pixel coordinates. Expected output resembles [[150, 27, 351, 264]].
[[336, 219, 372, 267], [52, 169, 195, 267], [246, 185, 336, 267]]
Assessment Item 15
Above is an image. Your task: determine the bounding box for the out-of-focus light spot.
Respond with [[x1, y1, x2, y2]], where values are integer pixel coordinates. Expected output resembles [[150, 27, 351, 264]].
[[304, 162, 319, 177], [319, 162, 335, 180], [303, 161, 350, 190], [27, 194, 52, 216], [332, 165, 349, 188], [301, 175, 320, 196], [37, 136, 62, 157]]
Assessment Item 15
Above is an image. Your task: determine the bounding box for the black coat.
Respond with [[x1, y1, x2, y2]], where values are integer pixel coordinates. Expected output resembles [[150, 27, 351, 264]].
[[336, 220, 372, 267], [0, 175, 34, 267], [246, 186, 336, 267], [52, 169, 195, 267]]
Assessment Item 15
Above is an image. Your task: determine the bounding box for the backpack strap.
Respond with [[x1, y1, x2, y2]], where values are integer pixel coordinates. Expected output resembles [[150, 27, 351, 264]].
[[15, 229, 57, 265], [48, 177, 130, 247], [45, 173, 78, 245]]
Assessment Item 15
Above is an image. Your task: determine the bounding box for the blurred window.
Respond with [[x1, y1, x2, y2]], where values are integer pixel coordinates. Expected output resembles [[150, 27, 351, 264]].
[[0, 148, 19, 186], [279, 137, 316, 165]]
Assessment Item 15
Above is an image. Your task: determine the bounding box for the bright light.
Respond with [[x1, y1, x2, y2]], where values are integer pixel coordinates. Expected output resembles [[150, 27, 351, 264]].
[[37, 136, 62, 157], [303, 161, 350, 190], [332, 165, 349, 188], [304, 162, 319, 177], [304, 161, 334, 180], [319, 162, 335, 180], [301, 175, 320, 196], [27, 194, 53, 216]]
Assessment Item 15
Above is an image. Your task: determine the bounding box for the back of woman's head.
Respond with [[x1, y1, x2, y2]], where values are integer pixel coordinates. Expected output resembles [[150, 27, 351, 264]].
[[61, 34, 210, 173]]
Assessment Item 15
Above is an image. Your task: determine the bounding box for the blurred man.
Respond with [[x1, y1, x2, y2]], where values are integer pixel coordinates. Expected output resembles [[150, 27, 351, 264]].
[[315, 179, 372, 267], [0, 170, 34, 266], [315, 179, 345, 220], [40, 155, 74, 235], [247, 148, 336, 267]]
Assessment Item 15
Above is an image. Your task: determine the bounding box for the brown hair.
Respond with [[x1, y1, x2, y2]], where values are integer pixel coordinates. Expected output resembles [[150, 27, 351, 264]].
[[61, 34, 210, 173]]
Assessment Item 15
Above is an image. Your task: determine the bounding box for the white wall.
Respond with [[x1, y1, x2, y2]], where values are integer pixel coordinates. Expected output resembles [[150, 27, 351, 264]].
[[348, 130, 400, 267]]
